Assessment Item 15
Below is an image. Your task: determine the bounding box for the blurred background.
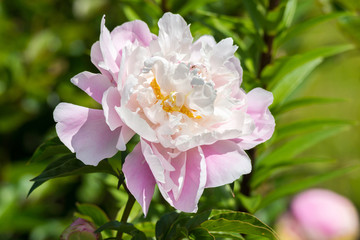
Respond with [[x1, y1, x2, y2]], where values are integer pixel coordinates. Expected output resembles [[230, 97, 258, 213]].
[[0, 0, 359, 239]]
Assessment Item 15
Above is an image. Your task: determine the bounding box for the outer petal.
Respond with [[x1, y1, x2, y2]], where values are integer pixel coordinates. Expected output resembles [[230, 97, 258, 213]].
[[156, 147, 207, 213], [71, 71, 113, 103], [102, 87, 124, 131], [169, 147, 207, 212], [237, 88, 275, 150], [54, 103, 120, 166], [123, 143, 156, 216], [202, 140, 251, 188]]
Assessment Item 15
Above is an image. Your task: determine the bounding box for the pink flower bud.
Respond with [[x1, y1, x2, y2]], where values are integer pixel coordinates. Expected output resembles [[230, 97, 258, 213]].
[[60, 218, 100, 240], [276, 189, 359, 240]]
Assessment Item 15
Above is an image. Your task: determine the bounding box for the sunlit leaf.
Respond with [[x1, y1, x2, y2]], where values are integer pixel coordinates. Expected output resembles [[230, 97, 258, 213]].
[[258, 165, 359, 209], [201, 211, 279, 240], [273, 97, 345, 115], [257, 123, 351, 167]]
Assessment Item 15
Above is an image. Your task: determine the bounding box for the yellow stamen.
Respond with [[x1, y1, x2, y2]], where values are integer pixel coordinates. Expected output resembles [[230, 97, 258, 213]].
[[150, 78, 201, 119]]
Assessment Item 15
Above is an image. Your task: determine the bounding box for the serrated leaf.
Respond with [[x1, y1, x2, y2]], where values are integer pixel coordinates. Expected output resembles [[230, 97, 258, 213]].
[[273, 97, 345, 115], [95, 221, 146, 240], [257, 123, 351, 168], [265, 44, 354, 106], [258, 165, 358, 209], [28, 155, 117, 196], [201, 211, 279, 240], [252, 157, 335, 189], [275, 12, 352, 48]]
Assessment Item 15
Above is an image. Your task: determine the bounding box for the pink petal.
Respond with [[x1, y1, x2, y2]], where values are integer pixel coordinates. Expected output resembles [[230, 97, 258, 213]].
[[90, 41, 113, 81], [238, 88, 275, 150], [111, 20, 156, 50], [71, 71, 113, 104], [202, 140, 251, 188], [162, 147, 207, 213], [54, 103, 120, 166], [123, 143, 156, 216], [102, 87, 124, 131]]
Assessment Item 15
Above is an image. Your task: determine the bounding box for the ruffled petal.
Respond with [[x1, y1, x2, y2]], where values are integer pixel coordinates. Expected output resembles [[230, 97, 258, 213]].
[[123, 143, 156, 216], [202, 140, 251, 188], [156, 12, 193, 58], [71, 71, 113, 104], [102, 87, 124, 131], [237, 88, 275, 150], [99, 16, 119, 75], [54, 103, 120, 166], [169, 147, 207, 212]]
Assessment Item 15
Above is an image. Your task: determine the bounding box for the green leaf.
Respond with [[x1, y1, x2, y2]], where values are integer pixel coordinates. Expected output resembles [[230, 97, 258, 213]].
[[252, 157, 335, 189], [201, 211, 279, 240], [96, 221, 146, 240], [266, 44, 354, 106], [257, 123, 351, 168], [281, 0, 297, 29], [274, 12, 352, 48], [238, 194, 262, 214], [155, 212, 186, 240], [189, 227, 215, 240], [76, 203, 110, 228], [29, 137, 70, 163], [338, 15, 360, 47], [273, 97, 345, 115], [178, 0, 217, 16], [258, 165, 359, 209], [28, 155, 117, 196], [243, 0, 265, 32], [276, 119, 354, 141]]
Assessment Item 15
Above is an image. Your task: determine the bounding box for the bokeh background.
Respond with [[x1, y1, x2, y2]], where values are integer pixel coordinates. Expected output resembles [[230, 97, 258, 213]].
[[0, 0, 359, 239]]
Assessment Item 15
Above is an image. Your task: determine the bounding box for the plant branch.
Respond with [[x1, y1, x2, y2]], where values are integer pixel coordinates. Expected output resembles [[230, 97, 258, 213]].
[[240, 0, 280, 208], [116, 187, 136, 240]]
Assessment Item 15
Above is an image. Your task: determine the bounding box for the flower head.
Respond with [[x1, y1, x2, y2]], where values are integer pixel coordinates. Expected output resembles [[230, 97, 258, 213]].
[[60, 218, 100, 240], [276, 189, 360, 240], [54, 13, 275, 215]]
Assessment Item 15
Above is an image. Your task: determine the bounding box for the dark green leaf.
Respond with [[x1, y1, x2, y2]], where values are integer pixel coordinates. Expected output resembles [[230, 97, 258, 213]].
[[258, 165, 359, 209], [96, 221, 146, 240], [238, 194, 262, 214], [28, 155, 117, 196], [29, 137, 70, 163], [201, 211, 279, 240], [189, 227, 215, 240]]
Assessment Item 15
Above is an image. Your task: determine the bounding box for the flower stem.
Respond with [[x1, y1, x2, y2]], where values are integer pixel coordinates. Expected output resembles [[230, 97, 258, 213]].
[[239, 0, 280, 209], [116, 187, 136, 240]]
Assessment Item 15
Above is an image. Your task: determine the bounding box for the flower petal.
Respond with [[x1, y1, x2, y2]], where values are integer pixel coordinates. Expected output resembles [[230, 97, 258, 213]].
[[202, 140, 251, 188], [71, 71, 113, 103], [123, 143, 156, 216], [102, 87, 124, 131], [158, 147, 207, 213], [54, 103, 120, 165], [238, 88, 275, 149]]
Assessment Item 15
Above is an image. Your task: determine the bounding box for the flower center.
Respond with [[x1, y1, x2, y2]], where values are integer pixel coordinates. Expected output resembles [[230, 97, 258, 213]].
[[150, 78, 201, 119]]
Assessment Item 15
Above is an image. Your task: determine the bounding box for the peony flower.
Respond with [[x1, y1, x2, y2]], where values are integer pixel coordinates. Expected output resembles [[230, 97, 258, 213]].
[[60, 218, 100, 240], [276, 189, 360, 240], [54, 13, 275, 215]]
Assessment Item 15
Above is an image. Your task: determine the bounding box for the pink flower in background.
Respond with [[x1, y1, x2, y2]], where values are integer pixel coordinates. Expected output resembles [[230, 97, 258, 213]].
[[60, 218, 100, 240], [276, 189, 360, 240], [54, 13, 275, 215]]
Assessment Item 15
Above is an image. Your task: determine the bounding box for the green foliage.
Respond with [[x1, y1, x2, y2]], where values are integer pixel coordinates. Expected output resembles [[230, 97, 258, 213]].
[[1, 0, 359, 239]]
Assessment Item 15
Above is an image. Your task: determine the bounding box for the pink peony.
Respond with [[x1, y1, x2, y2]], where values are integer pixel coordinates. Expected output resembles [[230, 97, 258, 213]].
[[54, 13, 275, 215], [60, 218, 100, 240], [276, 189, 360, 240]]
